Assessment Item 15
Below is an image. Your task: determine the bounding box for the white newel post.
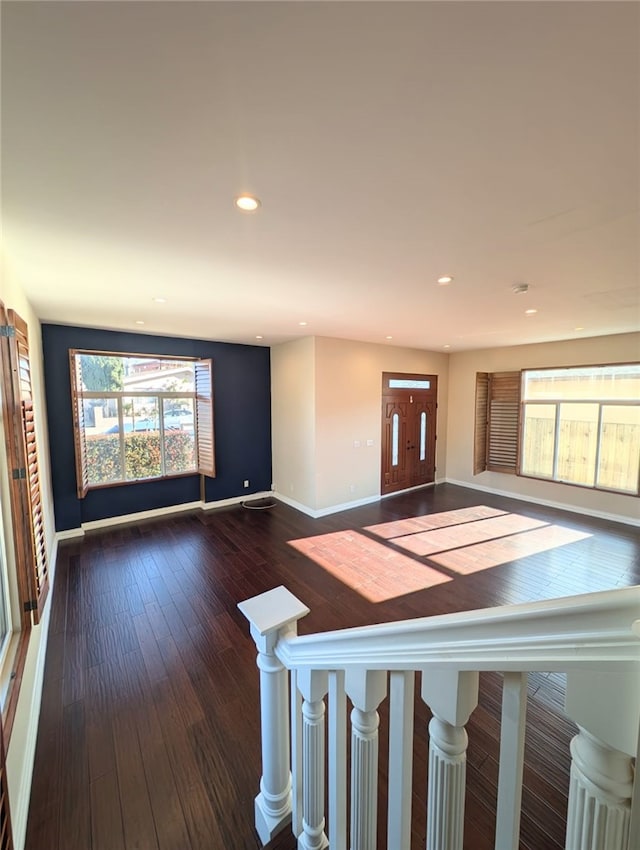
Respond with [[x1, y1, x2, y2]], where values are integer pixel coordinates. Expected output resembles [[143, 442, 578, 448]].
[[564, 727, 634, 850], [346, 669, 388, 850], [297, 669, 329, 850], [238, 587, 310, 845], [422, 669, 479, 850]]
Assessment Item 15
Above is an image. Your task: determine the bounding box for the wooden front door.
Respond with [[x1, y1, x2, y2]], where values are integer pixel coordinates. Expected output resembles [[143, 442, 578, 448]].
[[381, 373, 438, 495]]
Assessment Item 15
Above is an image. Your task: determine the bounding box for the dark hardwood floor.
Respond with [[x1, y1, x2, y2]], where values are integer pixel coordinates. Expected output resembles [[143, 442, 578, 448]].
[[24, 484, 640, 850]]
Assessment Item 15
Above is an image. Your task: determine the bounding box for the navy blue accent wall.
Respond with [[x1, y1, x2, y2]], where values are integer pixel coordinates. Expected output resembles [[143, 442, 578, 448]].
[[41, 324, 272, 531]]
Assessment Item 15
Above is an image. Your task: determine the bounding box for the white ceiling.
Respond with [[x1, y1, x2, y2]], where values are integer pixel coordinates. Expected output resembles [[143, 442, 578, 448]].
[[2, 1, 639, 352]]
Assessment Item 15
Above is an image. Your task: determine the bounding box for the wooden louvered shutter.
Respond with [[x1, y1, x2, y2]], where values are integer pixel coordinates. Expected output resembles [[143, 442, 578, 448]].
[[195, 358, 215, 477], [486, 371, 521, 474], [69, 351, 89, 498], [474, 372, 489, 474], [20, 400, 49, 617], [6, 310, 50, 623], [0, 305, 31, 631], [0, 719, 13, 850]]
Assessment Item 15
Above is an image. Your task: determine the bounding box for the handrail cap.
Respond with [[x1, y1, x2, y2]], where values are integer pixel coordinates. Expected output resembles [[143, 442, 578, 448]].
[[238, 585, 310, 635]]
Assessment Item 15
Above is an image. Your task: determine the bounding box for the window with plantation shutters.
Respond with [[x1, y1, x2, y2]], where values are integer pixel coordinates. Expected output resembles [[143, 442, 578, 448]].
[[70, 350, 215, 493], [1, 309, 49, 624], [474, 371, 521, 475]]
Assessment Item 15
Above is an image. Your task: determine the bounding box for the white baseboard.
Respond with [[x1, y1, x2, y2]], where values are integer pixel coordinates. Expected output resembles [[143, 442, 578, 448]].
[[381, 481, 436, 500], [55, 492, 275, 539], [272, 493, 317, 517], [55, 527, 85, 540], [274, 491, 380, 519], [275, 482, 445, 519], [80, 499, 203, 532], [313, 494, 380, 518], [200, 491, 273, 512], [444, 478, 640, 528]]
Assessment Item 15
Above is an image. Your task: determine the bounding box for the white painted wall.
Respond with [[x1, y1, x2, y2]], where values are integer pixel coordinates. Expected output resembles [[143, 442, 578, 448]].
[[271, 337, 318, 510], [314, 337, 449, 511], [0, 254, 56, 850], [272, 336, 449, 514], [446, 332, 640, 524]]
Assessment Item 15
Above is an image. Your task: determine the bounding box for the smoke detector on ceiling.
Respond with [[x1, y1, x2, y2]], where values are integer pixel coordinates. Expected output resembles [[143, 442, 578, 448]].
[[512, 283, 529, 294]]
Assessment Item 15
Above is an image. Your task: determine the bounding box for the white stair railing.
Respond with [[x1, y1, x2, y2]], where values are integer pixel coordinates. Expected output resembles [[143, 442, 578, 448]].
[[239, 585, 640, 850]]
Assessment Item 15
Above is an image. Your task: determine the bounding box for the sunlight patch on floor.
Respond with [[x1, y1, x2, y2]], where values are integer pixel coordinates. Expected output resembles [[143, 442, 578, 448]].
[[289, 530, 451, 602], [290, 507, 592, 600], [365, 505, 507, 539], [390, 513, 549, 557], [428, 524, 592, 574]]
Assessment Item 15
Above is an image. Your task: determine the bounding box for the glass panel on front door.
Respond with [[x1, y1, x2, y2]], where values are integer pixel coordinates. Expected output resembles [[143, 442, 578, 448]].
[[420, 411, 427, 461], [388, 378, 431, 390], [391, 413, 399, 466]]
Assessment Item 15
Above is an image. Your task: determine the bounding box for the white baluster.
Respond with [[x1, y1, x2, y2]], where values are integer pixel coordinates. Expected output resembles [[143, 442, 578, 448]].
[[238, 587, 310, 845], [297, 669, 329, 850], [565, 727, 633, 850], [328, 670, 347, 850], [495, 672, 528, 850], [346, 669, 387, 850], [291, 669, 303, 838], [427, 717, 467, 850], [387, 670, 415, 850], [422, 669, 479, 850]]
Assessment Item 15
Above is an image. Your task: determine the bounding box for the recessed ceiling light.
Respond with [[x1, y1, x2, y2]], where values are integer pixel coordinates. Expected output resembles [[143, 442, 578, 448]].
[[443, 344, 451, 349], [574, 326, 585, 331], [235, 195, 261, 212], [153, 297, 167, 304], [299, 321, 308, 327], [385, 335, 393, 340], [437, 275, 453, 285], [135, 320, 145, 325], [525, 309, 538, 315], [255, 335, 263, 340]]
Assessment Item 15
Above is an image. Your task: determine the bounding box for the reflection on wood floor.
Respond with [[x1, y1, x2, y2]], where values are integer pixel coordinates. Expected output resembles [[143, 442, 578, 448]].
[[25, 484, 640, 850]]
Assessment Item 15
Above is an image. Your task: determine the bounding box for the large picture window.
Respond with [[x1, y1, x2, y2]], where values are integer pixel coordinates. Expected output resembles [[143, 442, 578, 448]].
[[520, 364, 640, 495], [70, 351, 215, 497], [474, 364, 639, 496]]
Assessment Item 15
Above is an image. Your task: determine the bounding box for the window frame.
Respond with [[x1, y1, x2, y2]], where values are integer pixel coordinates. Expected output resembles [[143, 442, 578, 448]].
[[474, 364, 640, 497], [70, 349, 215, 496], [519, 363, 640, 496]]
